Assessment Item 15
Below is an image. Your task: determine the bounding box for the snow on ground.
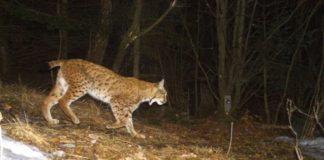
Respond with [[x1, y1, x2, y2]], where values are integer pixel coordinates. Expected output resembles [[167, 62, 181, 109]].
[[1, 131, 48, 160], [275, 136, 324, 160]]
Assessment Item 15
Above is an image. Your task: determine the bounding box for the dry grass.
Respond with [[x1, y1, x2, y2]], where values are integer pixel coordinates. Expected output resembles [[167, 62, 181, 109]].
[[0, 84, 228, 159], [0, 83, 296, 159], [4, 118, 49, 149]]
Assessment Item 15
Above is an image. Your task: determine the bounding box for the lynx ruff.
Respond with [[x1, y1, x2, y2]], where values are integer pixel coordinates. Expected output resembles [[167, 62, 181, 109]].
[[42, 59, 167, 138]]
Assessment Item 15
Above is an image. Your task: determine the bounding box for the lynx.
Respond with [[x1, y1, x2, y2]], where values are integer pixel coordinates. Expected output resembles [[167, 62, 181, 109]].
[[42, 59, 167, 138]]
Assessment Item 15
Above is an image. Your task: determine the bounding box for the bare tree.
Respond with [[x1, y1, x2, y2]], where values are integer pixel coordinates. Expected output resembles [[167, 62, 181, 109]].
[[215, 0, 247, 116], [87, 0, 112, 64]]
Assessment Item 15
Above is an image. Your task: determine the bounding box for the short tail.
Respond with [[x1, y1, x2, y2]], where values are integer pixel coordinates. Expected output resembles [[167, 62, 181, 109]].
[[48, 60, 65, 69]]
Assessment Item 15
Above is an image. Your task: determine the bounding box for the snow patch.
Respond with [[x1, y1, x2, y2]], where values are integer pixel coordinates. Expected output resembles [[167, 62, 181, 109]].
[[1, 134, 48, 160], [275, 136, 324, 160]]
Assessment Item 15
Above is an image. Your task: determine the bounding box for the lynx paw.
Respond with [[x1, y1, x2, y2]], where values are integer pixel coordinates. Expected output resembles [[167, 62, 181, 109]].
[[134, 133, 146, 139], [106, 125, 113, 129], [48, 119, 60, 125], [106, 123, 123, 129], [72, 118, 80, 124]]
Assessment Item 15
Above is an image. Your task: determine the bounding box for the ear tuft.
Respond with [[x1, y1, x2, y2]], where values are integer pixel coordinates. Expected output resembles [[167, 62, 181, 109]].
[[158, 79, 165, 89]]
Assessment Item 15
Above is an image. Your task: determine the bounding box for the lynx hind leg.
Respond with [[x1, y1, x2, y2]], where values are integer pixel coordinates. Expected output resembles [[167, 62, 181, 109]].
[[107, 106, 145, 138], [43, 72, 67, 125], [58, 86, 86, 124]]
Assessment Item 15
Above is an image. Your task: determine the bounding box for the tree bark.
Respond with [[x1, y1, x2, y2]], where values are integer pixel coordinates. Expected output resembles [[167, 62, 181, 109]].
[[57, 0, 68, 59], [0, 9, 9, 78], [263, 60, 271, 123], [87, 0, 112, 64], [132, 0, 142, 78], [113, 0, 142, 73], [232, 0, 245, 116], [215, 0, 246, 117], [0, 45, 8, 76], [215, 0, 228, 115]]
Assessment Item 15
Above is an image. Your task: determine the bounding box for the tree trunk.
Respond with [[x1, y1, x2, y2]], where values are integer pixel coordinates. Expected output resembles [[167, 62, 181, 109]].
[[57, 0, 68, 59], [0, 45, 8, 76], [263, 61, 271, 123], [87, 0, 112, 64], [113, 30, 132, 72], [132, 0, 142, 78], [0, 10, 9, 78], [231, 0, 245, 116], [113, 0, 142, 73], [215, 0, 228, 116], [215, 0, 246, 117]]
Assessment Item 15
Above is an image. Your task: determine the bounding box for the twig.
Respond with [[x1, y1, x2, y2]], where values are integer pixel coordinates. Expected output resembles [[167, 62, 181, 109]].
[[286, 99, 304, 160], [263, 0, 306, 43], [226, 122, 234, 156], [244, 0, 257, 50], [204, 0, 216, 18], [287, 98, 323, 134], [181, 15, 219, 102], [288, 100, 315, 119], [314, 103, 324, 133]]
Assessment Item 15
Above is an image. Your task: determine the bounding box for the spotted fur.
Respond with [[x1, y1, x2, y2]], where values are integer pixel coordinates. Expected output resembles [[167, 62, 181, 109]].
[[42, 59, 167, 138]]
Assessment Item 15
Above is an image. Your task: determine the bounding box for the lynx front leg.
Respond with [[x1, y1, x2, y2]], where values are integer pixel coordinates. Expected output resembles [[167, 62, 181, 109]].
[[125, 116, 145, 139], [107, 106, 145, 138], [106, 107, 126, 129]]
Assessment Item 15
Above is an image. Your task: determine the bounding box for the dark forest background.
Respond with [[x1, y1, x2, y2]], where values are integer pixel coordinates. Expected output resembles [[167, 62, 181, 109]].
[[0, 0, 323, 138]]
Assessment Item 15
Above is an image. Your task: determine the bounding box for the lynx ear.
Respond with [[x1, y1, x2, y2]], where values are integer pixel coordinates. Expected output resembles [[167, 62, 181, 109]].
[[158, 79, 165, 89]]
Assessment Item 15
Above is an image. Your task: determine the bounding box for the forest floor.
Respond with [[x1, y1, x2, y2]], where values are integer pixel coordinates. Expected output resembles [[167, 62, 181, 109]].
[[0, 84, 301, 159]]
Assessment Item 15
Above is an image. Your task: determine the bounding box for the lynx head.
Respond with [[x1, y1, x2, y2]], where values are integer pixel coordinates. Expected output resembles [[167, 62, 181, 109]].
[[149, 79, 168, 106]]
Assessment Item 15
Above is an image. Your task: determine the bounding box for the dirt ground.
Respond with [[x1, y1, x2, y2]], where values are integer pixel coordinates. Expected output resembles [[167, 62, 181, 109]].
[[0, 84, 301, 159]]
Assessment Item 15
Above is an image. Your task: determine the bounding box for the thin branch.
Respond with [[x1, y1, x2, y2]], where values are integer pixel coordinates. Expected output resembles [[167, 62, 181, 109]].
[[314, 103, 324, 133], [244, 0, 257, 50], [274, 1, 321, 123], [204, 0, 216, 18], [288, 99, 315, 118], [126, 0, 177, 48], [312, 15, 324, 133], [249, 0, 307, 56], [181, 15, 219, 101], [263, 0, 306, 42]]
